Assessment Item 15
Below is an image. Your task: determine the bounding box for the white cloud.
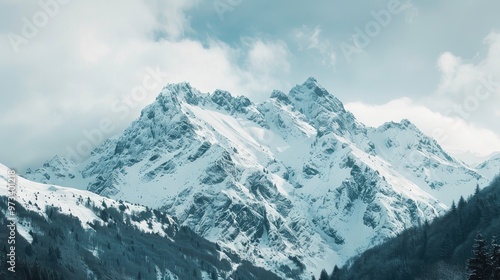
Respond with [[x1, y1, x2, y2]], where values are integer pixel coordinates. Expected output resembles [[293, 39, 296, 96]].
[[345, 31, 500, 160], [0, 0, 291, 170], [146, 0, 200, 39], [437, 51, 460, 76], [346, 98, 500, 158], [421, 32, 499, 157], [1, 1, 499, 170], [78, 31, 111, 64], [246, 39, 290, 75], [433, 31, 500, 112], [435, 51, 483, 97], [294, 25, 336, 68]]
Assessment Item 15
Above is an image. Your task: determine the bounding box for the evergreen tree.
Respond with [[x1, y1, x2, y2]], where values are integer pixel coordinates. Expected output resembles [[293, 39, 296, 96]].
[[25, 244, 33, 256], [491, 237, 500, 280], [451, 200, 457, 213], [467, 234, 492, 279], [474, 184, 481, 197], [458, 196, 467, 210], [440, 233, 453, 259], [319, 269, 329, 280], [330, 265, 341, 280], [419, 227, 428, 259]]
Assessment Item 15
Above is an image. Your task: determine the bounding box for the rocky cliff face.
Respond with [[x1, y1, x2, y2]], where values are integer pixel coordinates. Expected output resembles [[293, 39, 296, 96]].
[[24, 78, 490, 279]]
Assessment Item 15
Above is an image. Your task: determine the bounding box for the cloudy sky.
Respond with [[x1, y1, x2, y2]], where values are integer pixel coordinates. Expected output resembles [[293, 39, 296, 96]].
[[1, 0, 500, 171]]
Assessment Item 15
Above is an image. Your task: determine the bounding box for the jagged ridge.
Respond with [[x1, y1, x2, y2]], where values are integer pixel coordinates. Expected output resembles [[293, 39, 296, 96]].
[[24, 78, 492, 279]]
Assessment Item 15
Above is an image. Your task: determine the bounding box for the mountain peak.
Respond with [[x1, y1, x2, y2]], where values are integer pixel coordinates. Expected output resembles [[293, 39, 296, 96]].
[[476, 152, 500, 175], [210, 89, 253, 113], [159, 82, 204, 105], [304, 76, 319, 85], [379, 119, 420, 133], [43, 155, 75, 167], [400, 118, 416, 129], [269, 89, 291, 104], [163, 81, 192, 93], [300, 77, 330, 97], [23, 76, 490, 278], [288, 77, 346, 115]]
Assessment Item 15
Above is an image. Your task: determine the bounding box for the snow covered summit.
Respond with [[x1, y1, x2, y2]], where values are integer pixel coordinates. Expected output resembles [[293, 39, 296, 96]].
[[25, 78, 492, 279]]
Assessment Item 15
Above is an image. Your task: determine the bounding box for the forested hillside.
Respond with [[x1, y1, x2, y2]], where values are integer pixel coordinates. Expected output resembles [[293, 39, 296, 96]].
[[0, 197, 281, 280]]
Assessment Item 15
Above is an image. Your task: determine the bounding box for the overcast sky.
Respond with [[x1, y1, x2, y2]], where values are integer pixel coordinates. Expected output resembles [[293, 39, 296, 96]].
[[1, 0, 500, 171]]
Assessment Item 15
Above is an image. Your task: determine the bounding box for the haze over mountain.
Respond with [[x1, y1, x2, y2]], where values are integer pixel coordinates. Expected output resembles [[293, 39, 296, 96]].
[[23, 78, 497, 279]]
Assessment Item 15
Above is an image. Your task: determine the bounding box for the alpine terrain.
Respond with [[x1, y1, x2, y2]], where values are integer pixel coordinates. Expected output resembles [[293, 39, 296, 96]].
[[0, 163, 281, 280], [24, 78, 495, 279]]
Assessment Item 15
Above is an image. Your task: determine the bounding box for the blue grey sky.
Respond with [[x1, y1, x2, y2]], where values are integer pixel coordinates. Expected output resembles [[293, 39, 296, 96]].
[[1, 0, 500, 170]]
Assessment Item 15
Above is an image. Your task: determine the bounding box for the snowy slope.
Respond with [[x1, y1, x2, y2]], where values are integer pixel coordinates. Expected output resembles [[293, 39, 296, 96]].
[[2, 163, 174, 238], [367, 120, 486, 205], [0, 163, 281, 280], [476, 152, 500, 180], [24, 78, 492, 279]]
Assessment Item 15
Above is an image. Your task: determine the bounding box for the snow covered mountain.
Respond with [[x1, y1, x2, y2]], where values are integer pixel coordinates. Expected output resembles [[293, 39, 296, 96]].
[[366, 120, 487, 205], [0, 163, 281, 280], [476, 152, 500, 180], [24, 77, 492, 279]]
